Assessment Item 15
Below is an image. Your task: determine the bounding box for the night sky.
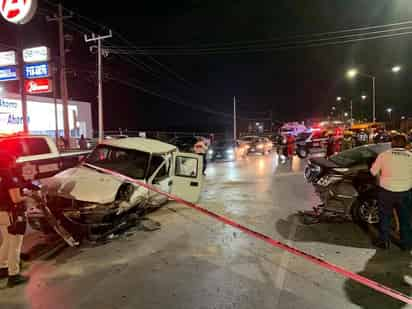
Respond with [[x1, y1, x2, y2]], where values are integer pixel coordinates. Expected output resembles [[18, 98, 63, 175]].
[[2, 0, 412, 134]]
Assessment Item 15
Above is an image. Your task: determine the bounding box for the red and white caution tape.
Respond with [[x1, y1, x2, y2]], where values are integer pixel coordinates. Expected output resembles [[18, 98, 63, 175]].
[[84, 163, 412, 304]]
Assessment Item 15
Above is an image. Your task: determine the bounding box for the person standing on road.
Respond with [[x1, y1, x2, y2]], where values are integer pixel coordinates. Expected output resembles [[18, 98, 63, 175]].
[[341, 131, 353, 151], [79, 134, 87, 150], [286, 134, 295, 159], [326, 133, 335, 158], [194, 137, 208, 175], [370, 134, 412, 249], [0, 152, 29, 287]]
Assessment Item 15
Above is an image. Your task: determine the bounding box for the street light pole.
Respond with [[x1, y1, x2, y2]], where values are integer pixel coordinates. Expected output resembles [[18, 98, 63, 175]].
[[346, 69, 376, 123], [372, 76, 376, 123], [350, 99, 353, 126], [233, 96, 237, 140]]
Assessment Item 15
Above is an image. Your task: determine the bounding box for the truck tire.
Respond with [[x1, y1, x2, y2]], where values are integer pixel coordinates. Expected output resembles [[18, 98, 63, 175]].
[[297, 147, 308, 159]]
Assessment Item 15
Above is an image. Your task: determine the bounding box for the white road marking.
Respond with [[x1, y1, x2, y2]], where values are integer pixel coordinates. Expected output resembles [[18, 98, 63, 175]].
[[273, 216, 299, 306]]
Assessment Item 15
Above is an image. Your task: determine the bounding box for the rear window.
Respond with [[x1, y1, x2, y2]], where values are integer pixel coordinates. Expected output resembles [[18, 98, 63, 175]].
[[0, 137, 50, 157], [22, 138, 51, 155], [0, 139, 24, 157], [329, 146, 376, 167]]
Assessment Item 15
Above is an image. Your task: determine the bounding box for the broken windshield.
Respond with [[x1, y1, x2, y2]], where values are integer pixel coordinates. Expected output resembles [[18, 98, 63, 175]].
[[85, 145, 150, 179]]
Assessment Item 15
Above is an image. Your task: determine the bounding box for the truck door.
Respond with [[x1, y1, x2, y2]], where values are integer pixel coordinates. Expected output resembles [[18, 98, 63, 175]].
[[171, 153, 203, 203], [147, 155, 172, 206]]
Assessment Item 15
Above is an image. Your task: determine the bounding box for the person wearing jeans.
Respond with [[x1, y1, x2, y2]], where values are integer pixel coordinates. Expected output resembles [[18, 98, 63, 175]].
[[370, 135, 412, 249]]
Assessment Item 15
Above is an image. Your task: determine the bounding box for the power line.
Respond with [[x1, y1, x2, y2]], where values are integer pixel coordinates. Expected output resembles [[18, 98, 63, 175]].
[[41, 1, 199, 90], [118, 19, 412, 49], [66, 67, 234, 120], [107, 29, 412, 55]]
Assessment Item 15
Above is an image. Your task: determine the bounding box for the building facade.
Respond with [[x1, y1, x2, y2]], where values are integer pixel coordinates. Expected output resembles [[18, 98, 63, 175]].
[[0, 92, 92, 138]]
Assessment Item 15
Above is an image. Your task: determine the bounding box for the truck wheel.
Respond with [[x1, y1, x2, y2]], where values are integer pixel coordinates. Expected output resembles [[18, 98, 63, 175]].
[[297, 147, 308, 158]]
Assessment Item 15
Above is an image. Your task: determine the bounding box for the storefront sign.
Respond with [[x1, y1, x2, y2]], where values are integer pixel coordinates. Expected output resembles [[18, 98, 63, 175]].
[[0, 97, 78, 134], [0, 50, 17, 66], [23, 46, 49, 63], [24, 62, 49, 79], [0, 0, 38, 24], [0, 66, 18, 81], [25, 78, 52, 94]]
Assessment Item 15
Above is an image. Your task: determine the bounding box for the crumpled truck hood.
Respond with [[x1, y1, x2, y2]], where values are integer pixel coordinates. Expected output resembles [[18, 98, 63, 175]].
[[45, 165, 124, 204]]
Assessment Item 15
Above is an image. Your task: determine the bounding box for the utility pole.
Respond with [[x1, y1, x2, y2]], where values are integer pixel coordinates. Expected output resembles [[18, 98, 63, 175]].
[[46, 4, 72, 144], [52, 63, 59, 143], [84, 31, 112, 142], [350, 99, 353, 127], [233, 96, 237, 140], [372, 76, 376, 123], [17, 27, 28, 133]]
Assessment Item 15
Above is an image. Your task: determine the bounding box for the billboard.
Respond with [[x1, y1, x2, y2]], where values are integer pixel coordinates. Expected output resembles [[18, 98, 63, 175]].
[[0, 97, 78, 134], [24, 63, 49, 79], [23, 46, 50, 63], [0, 0, 38, 24], [0, 67, 18, 81], [25, 78, 52, 94], [0, 50, 17, 67]]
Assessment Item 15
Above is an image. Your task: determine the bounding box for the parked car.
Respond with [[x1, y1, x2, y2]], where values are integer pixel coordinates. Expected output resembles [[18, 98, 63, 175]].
[[304, 143, 391, 224], [240, 136, 273, 155], [295, 130, 329, 158], [206, 139, 246, 161], [168, 136, 198, 152], [28, 138, 204, 243], [104, 134, 129, 140]]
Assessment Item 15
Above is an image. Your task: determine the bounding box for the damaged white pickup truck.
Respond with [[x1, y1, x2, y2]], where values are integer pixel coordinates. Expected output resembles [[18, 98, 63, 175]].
[[27, 138, 203, 243]]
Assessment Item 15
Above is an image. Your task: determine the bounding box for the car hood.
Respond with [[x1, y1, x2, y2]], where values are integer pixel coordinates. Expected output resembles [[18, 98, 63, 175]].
[[45, 165, 125, 204], [309, 157, 340, 169]]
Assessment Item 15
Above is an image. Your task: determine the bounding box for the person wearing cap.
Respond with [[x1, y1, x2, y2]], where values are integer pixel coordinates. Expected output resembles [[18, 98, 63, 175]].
[[370, 134, 412, 249], [0, 153, 29, 287]]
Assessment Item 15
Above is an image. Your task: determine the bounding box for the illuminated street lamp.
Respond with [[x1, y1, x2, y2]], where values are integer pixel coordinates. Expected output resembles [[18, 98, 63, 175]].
[[361, 95, 367, 100], [392, 65, 402, 73], [344, 112, 349, 117], [346, 68, 376, 122], [332, 106, 336, 111], [346, 69, 358, 79], [386, 108, 393, 122], [336, 97, 342, 102]]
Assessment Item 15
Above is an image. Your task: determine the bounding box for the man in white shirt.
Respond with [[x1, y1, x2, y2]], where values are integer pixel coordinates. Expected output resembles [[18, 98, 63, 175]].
[[370, 134, 412, 249], [194, 137, 208, 175]]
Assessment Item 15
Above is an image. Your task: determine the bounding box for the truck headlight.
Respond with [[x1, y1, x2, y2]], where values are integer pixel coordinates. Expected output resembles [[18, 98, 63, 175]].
[[316, 175, 343, 187], [208, 150, 214, 155]]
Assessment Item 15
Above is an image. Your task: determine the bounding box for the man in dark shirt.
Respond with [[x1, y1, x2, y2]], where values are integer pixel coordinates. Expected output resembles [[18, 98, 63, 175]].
[[0, 152, 29, 287]]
